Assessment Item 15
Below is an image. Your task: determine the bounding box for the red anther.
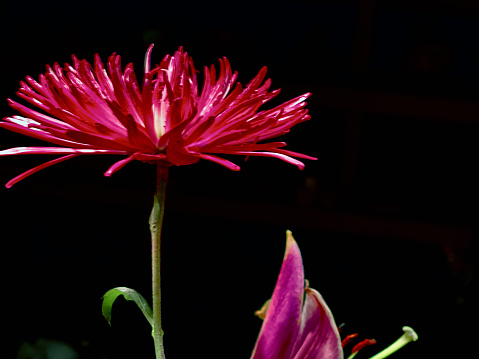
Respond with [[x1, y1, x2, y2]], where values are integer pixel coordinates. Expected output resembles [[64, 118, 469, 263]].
[[341, 333, 359, 347], [352, 339, 377, 354]]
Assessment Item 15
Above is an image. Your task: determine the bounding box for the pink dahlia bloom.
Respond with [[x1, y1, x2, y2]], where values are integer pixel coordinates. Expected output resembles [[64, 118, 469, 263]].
[[0, 45, 315, 187], [251, 231, 344, 359]]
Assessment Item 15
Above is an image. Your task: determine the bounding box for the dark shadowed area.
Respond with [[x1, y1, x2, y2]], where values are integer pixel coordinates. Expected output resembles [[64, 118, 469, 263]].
[[0, 0, 477, 358]]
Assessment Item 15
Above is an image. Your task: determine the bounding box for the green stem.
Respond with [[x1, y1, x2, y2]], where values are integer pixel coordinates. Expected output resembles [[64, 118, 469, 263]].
[[149, 163, 169, 359]]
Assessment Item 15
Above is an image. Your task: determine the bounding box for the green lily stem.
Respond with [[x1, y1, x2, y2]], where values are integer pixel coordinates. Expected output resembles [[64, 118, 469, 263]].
[[149, 163, 169, 359]]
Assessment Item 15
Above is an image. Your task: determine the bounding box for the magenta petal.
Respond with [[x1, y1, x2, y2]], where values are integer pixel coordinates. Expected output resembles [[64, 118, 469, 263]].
[[251, 231, 304, 359], [198, 153, 240, 171], [291, 288, 343, 359], [0, 121, 96, 149], [0, 147, 128, 156], [5, 154, 79, 188], [211, 150, 306, 170], [104, 153, 139, 177]]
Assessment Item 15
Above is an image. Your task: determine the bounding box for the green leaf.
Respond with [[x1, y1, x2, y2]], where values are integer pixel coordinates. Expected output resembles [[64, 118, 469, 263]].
[[102, 287, 153, 327]]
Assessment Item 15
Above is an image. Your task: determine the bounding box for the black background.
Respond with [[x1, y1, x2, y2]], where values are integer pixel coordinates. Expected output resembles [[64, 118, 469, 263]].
[[0, 1, 477, 358]]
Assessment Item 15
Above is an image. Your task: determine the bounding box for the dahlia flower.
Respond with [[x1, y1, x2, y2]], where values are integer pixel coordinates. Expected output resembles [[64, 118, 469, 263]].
[[252, 231, 418, 359], [0, 45, 315, 187]]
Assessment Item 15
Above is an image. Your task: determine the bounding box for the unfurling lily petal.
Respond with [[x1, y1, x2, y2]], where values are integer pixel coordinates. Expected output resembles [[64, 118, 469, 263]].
[[251, 231, 343, 359], [252, 231, 419, 359], [0, 46, 316, 186]]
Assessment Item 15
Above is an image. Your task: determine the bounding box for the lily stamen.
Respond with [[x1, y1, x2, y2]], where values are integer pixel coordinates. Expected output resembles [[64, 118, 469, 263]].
[[346, 338, 377, 359], [341, 333, 358, 347], [367, 326, 418, 359]]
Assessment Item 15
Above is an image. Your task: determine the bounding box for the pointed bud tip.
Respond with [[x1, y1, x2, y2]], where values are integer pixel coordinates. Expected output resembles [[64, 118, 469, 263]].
[[286, 230, 294, 244], [285, 230, 300, 257]]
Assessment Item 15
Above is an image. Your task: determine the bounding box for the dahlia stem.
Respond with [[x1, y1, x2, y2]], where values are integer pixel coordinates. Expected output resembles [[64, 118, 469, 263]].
[[149, 163, 169, 359]]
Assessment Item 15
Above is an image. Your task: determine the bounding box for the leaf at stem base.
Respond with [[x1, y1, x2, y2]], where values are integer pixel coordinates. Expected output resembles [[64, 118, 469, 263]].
[[102, 287, 153, 327]]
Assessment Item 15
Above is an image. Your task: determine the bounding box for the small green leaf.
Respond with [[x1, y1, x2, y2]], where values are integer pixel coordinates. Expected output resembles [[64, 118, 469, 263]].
[[102, 287, 153, 327]]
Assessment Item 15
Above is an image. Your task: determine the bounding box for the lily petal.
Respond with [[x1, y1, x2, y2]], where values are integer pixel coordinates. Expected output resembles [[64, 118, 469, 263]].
[[251, 231, 343, 359], [291, 288, 343, 359], [251, 231, 304, 359]]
